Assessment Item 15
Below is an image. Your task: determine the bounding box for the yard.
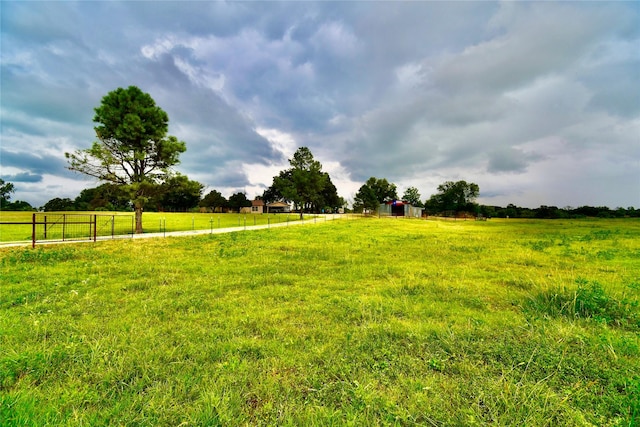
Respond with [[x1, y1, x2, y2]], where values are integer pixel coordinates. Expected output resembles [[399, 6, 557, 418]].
[[1, 217, 638, 425]]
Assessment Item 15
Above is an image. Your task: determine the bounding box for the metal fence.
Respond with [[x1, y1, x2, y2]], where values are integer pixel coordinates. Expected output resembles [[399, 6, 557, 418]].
[[35, 213, 135, 243], [0, 213, 134, 247], [0, 213, 360, 247]]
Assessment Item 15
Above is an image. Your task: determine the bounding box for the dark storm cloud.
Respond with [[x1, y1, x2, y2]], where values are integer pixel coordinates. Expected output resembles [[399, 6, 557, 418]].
[[1, 1, 78, 44], [583, 60, 640, 118], [1, 149, 69, 177], [2, 68, 94, 126], [487, 147, 545, 174], [1, 172, 42, 183]]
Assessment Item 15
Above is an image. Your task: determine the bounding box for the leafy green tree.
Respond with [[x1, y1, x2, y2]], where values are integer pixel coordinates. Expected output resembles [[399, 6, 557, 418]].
[[66, 86, 186, 233], [353, 183, 378, 213], [228, 192, 251, 213], [354, 177, 398, 213], [262, 170, 291, 204], [479, 205, 497, 218], [0, 178, 15, 199], [74, 187, 101, 211], [99, 183, 131, 211], [43, 197, 75, 212], [200, 189, 228, 212], [156, 174, 203, 211], [0, 178, 15, 208], [6, 200, 34, 211], [504, 203, 519, 218], [369, 177, 398, 203], [74, 183, 131, 211], [425, 180, 479, 215], [535, 205, 566, 219], [317, 173, 342, 213], [402, 186, 422, 207], [270, 147, 329, 219]]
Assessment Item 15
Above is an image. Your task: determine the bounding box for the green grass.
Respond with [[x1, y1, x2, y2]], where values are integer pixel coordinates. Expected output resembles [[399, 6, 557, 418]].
[[0, 211, 314, 242], [141, 212, 312, 233], [1, 218, 639, 426], [0, 211, 34, 242]]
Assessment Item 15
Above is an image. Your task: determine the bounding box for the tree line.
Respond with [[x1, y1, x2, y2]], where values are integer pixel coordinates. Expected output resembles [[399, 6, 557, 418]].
[[478, 204, 640, 219], [4, 175, 636, 221], [2, 86, 637, 232], [34, 179, 253, 214]]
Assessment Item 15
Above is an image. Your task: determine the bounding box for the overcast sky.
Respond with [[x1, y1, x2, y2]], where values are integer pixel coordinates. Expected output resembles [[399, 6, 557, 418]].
[[1, 1, 639, 209]]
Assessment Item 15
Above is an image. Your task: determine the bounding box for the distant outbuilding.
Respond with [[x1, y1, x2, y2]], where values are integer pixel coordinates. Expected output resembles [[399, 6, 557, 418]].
[[241, 199, 265, 214], [266, 201, 291, 214], [378, 200, 422, 218]]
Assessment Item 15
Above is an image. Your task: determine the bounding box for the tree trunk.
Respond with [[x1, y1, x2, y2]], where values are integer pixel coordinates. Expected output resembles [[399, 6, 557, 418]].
[[134, 202, 143, 234]]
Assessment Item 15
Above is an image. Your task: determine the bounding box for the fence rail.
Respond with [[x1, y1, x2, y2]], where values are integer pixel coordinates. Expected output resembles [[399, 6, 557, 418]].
[[0, 213, 135, 247]]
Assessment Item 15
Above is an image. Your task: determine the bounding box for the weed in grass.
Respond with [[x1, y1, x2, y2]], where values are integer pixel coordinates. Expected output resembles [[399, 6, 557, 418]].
[[503, 278, 534, 290], [529, 239, 555, 252], [596, 249, 617, 260], [526, 278, 640, 330], [2, 247, 78, 266]]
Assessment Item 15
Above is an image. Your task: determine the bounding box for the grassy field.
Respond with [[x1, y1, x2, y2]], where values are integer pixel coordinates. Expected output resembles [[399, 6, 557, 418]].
[[1, 217, 639, 426], [0, 211, 312, 242]]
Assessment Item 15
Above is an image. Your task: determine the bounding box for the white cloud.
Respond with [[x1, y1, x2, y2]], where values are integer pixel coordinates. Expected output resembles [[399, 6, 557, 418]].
[[394, 62, 425, 90], [312, 21, 360, 57], [255, 127, 298, 159]]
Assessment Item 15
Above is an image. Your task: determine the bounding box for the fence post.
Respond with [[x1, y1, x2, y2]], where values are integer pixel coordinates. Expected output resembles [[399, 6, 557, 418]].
[[32, 213, 36, 248], [111, 216, 115, 239], [62, 214, 66, 241], [93, 215, 97, 242], [44, 215, 47, 239]]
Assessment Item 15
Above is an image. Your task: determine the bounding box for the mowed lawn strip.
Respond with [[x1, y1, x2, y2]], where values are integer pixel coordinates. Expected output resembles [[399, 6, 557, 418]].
[[1, 218, 638, 426]]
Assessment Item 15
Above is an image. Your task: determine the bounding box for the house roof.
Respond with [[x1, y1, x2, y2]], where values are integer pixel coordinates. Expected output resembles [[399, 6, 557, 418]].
[[252, 199, 265, 206], [267, 201, 290, 207]]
